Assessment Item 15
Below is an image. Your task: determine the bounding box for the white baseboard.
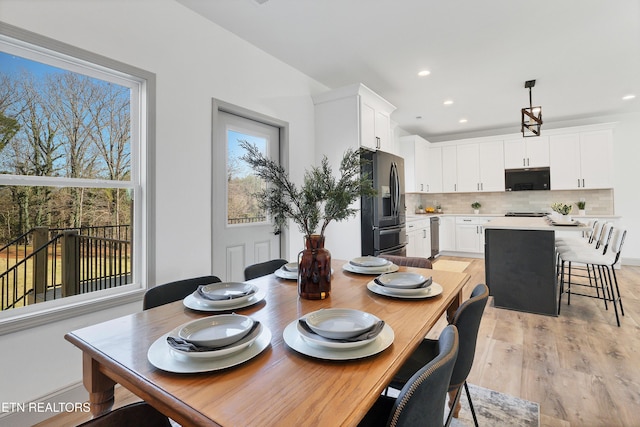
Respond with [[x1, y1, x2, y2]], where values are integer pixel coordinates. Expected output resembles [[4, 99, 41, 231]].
[[0, 382, 87, 426], [621, 257, 640, 266]]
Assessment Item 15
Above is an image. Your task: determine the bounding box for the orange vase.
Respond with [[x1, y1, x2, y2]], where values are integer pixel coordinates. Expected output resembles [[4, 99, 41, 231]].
[[298, 234, 331, 299]]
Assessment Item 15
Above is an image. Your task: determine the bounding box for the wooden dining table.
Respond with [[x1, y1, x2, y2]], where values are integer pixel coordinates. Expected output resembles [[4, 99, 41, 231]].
[[65, 259, 470, 427]]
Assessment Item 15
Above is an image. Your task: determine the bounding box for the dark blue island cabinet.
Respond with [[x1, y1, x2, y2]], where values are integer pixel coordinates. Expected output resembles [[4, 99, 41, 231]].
[[484, 228, 559, 316]]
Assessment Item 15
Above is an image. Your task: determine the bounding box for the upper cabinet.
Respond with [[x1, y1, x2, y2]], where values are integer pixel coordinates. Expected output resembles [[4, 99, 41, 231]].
[[504, 136, 549, 169], [456, 141, 505, 192], [442, 145, 458, 192], [313, 83, 396, 153], [400, 136, 443, 193], [426, 146, 443, 193], [549, 129, 613, 190]]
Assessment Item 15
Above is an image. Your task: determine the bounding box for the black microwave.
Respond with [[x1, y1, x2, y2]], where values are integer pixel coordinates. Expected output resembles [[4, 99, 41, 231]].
[[505, 167, 550, 191]]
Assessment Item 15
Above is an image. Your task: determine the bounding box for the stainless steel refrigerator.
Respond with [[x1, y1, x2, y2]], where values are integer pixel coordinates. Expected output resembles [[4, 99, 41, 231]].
[[360, 150, 407, 256]]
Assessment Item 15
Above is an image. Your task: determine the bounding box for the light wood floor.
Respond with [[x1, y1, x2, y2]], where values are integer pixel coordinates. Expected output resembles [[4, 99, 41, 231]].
[[37, 256, 640, 427]]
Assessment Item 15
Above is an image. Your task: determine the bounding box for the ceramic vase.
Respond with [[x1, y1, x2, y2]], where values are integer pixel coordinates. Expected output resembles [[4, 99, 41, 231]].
[[298, 234, 331, 299]]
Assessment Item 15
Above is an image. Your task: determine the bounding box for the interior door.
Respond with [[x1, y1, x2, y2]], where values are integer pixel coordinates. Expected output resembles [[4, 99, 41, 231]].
[[214, 111, 281, 281]]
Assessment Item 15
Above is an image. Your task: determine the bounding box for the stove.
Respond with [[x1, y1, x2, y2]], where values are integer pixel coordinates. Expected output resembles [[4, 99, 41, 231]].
[[505, 212, 548, 217]]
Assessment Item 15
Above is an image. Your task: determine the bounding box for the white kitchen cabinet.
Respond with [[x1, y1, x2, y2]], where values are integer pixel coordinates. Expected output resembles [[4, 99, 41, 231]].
[[313, 83, 396, 153], [504, 136, 549, 168], [406, 219, 431, 258], [426, 146, 443, 193], [455, 216, 491, 253], [549, 129, 613, 190], [400, 135, 429, 192], [456, 141, 504, 192], [442, 146, 458, 193], [439, 216, 456, 251]]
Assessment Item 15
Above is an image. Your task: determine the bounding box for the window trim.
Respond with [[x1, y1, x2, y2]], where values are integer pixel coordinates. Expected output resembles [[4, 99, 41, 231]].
[[0, 22, 156, 335]]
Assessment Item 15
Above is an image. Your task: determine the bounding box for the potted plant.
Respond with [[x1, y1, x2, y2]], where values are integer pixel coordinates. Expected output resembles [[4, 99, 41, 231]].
[[471, 201, 481, 214], [240, 141, 375, 299], [577, 200, 586, 215], [551, 202, 573, 221]]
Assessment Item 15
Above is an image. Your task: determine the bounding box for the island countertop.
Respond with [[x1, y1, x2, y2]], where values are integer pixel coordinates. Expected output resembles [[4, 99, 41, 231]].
[[483, 216, 590, 231]]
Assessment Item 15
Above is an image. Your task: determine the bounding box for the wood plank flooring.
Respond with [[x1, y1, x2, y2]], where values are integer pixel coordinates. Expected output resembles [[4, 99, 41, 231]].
[[37, 256, 640, 427]]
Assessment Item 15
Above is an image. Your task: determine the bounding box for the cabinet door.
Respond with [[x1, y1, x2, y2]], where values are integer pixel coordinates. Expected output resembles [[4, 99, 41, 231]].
[[422, 226, 431, 258], [479, 140, 505, 191], [406, 229, 420, 257], [456, 224, 481, 252], [456, 144, 480, 192], [580, 130, 612, 189], [360, 100, 377, 150], [440, 217, 456, 251], [426, 147, 443, 193], [414, 140, 429, 192], [525, 136, 550, 167], [549, 134, 581, 190], [375, 110, 391, 152], [442, 146, 458, 192], [504, 138, 527, 168]]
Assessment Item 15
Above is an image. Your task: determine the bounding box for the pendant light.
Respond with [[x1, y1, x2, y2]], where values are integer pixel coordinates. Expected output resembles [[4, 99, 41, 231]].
[[521, 80, 542, 137]]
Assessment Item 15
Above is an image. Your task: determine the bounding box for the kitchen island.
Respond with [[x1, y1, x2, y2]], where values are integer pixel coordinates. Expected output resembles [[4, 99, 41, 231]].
[[483, 216, 589, 316]]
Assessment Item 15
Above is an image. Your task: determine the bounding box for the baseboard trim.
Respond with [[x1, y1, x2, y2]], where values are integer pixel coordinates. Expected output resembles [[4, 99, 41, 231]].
[[622, 257, 640, 266], [0, 382, 87, 426]]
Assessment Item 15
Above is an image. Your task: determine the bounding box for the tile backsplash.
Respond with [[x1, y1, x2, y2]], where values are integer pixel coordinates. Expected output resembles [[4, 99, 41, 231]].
[[406, 189, 614, 215]]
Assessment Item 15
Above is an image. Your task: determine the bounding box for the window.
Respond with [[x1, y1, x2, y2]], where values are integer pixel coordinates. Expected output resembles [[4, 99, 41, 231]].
[[0, 24, 154, 330]]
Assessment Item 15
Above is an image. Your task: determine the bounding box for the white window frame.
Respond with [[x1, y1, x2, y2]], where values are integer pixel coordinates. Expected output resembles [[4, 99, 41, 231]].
[[0, 23, 155, 334]]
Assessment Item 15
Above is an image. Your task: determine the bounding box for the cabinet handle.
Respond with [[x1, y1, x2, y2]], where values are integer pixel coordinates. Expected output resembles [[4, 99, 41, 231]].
[[420, 183, 423, 191], [527, 158, 530, 166], [454, 184, 457, 191], [423, 229, 427, 238], [477, 183, 479, 190], [427, 184, 430, 192], [523, 158, 526, 167], [376, 136, 380, 149], [582, 178, 585, 187], [481, 182, 484, 190], [577, 178, 581, 187]]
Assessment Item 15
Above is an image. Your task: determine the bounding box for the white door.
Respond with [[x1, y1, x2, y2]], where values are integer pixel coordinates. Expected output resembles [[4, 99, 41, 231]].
[[214, 111, 281, 281]]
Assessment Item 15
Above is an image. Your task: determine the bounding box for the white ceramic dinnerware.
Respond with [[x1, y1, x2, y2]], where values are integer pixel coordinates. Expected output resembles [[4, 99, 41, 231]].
[[342, 262, 399, 275], [305, 308, 376, 339], [375, 272, 431, 289], [349, 256, 389, 267], [283, 320, 394, 360], [183, 284, 266, 312], [195, 282, 258, 307], [366, 280, 443, 299], [169, 322, 263, 360], [147, 326, 272, 373], [296, 319, 379, 350], [177, 314, 254, 347], [283, 262, 298, 272], [274, 266, 297, 280]]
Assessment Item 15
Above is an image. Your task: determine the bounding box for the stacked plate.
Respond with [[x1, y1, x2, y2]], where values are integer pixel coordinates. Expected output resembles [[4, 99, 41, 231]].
[[342, 256, 399, 275], [283, 308, 394, 360], [147, 314, 272, 373], [274, 262, 298, 280], [183, 282, 266, 311], [367, 272, 443, 299]]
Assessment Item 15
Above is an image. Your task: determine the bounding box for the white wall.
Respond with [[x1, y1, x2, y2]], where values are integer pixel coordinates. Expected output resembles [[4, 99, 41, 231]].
[[0, 0, 327, 417]]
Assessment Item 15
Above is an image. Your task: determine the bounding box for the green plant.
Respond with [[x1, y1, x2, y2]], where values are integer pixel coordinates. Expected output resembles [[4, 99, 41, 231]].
[[577, 201, 586, 210], [240, 141, 376, 238], [471, 201, 481, 209], [551, 202, 573, 215]]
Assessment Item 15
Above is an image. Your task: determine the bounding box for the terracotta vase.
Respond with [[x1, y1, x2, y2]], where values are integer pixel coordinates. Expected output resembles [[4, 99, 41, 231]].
[[298, 234, 331, 299]]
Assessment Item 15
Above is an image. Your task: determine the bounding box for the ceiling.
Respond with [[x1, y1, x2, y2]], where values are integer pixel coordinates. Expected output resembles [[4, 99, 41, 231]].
[[176, 0, 640, 141]]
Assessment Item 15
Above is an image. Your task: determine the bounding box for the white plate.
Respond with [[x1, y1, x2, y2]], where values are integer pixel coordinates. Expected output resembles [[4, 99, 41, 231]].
[[183, 287, 266, 312], [342, 263, 399, 275], [169, 323, 263, 360], [349, 256, 389, 267], [296, 320, 379, 350], [283, 262, 298, 272], [177, 314, 254, 347], [283, 320, 394, 360], [148, 326, 271, 373], [274, 267, 297, 280], [194, 282, 258, 307], [305, 308, 376, 339], [367, 281, 443, 299], [375, 272, 429, 289]]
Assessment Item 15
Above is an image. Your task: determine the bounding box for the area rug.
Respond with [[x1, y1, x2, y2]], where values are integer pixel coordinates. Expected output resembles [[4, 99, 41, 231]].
[[432, 260, 470, 273], [446, 384, 540, 427]]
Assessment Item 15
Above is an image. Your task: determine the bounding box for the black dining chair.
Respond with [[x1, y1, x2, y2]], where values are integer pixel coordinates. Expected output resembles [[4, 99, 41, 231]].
[[77, 402, 171, 427], [388, 283, 489, 427], [358, 325, 459, 427], [379, 254, 433, 269], [142, 275, 222, 310], [244, 259, 288, 280]]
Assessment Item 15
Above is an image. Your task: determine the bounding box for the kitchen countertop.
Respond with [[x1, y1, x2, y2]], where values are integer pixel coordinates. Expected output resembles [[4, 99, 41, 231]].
[[483, 216, 590, 231]]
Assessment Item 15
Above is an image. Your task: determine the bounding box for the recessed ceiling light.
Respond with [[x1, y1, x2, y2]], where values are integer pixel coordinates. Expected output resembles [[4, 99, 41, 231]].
[[443, 100, 454, 106], [459, 118, 468, 123], [417, 70, 431, 77], [622, 94, 636, 100], [416, 116, 423, 120]]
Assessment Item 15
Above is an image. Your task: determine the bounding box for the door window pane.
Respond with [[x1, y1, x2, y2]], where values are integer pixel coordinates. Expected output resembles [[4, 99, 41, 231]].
[[226, 130, 267, 226]]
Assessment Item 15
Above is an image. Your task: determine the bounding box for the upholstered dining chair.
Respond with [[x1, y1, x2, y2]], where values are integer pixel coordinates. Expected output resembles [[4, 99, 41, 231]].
[[77, 402, 171, 427], [142, 275, 222, 310], [358, 325, 459, 427], [379, 254, 432, 269], [388, 283, 489, 427], [244, 259, 288, 280]]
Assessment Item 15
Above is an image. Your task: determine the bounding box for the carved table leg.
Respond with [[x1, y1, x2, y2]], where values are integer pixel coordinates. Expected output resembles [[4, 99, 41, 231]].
[[83, 352, 116, 417]]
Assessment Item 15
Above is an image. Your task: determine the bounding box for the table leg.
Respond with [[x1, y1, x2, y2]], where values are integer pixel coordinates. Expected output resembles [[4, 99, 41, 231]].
[[83, 352, 116, 417], [446, 289, 463, 322]]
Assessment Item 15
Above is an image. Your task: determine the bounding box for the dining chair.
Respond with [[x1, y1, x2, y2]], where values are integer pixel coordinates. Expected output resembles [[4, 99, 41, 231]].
[[142, 275, 222, 310], [379, 254, 432, 269], [388, 283, 489, 427], [358, 325, 459, 427], [244, 259, 288, 280], [76, 402, 172, 427]]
